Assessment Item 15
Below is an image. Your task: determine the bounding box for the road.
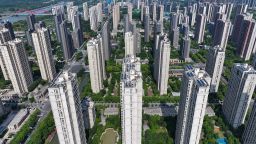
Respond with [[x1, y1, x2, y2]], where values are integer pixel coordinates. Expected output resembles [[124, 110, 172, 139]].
[[24, 100, 51, 143]]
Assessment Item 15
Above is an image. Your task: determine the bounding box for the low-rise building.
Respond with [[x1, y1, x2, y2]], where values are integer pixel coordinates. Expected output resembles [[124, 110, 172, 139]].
[[0, 89, 20, 104], [8, 109, 29, 133]]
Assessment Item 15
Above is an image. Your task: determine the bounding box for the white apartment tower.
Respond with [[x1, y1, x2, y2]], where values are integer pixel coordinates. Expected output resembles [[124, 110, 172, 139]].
[[127, 3, 133, 22], [48, 71, 87, 144], [121, 55, 143, 144], [0, 28, 12, 80], [68, 6, 78, 30], [175, 65, 211, 144], [89, 6, 98, 32], [66, 2, 74, 21], [96, 2, 103, 23], [125, 32, 135, 56], [32, 27, 56, 81], [0, 39, 33, 94], [205, 46, 225, 93], [222, 63, 256, 128], [113, 4, 120, 31], [87, 37, 106, 93], [195, 14, 206, 44], [153, 34, 171, 95], [83, 2, 89, 21]]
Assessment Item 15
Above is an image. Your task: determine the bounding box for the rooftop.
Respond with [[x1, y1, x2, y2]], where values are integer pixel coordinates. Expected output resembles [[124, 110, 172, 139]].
[[234, 63, 256, 73], [8, 109, 28, 127]]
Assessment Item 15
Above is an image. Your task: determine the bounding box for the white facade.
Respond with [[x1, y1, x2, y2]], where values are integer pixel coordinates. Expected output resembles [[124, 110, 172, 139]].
[[89, 6, 98, 32], [223, 63, 256, 128], [195, 14, 206, 44], [151, 3, 157, 21], [175, 65, 211, 144], [67, 6, 78, 30], [154, 34, 171, 95], [0, 39, 33, 94], [205, 46, 225, 93], [97, 2, 103, 23], [112, 4, 120, 31], [52, 5, 64, 16], [127, 3, 133, 22], [32, 27, 56, 81], [48, 71, 87, 144], [83, 2, 89, 21], [8, 109, 28, 133], [121, 55, 143, 144], [0, 28, 12, 80], [66, 2, 74, 21], [87, 37, 106, 93], [140, 2, 145, 22], [158, 5, 164, 22], [125, 32, 135, 56]]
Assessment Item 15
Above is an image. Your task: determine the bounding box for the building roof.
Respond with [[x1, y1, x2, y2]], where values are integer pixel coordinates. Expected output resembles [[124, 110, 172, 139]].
[[8, 109, 28, 127]]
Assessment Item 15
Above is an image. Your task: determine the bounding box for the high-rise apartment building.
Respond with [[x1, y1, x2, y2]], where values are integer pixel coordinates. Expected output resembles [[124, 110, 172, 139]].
[[32, 27, 56, 81], [53, 5, 64, 43], [83, 2, 89, 21], [26, 14, 36, 31], [181, 36, 191, 61], [132, 23, 141, 54], [127, 3, 133, 22], [101, 21, 111, 60], [113, 4, 120, 31], [66, 2, 74, 21], [232, 13, 253, 44], [82, 97, 96, 129], [144, 14, 150, 42], [242, 101, 256, 144], [237, 19, 256, 60], [48, 71, 87, 144], [205, 46, 225, 93], [154, 34, 171, 95], [125, 32, 135, 56], [96, 2, 103, 23], [121, 55, 143, 144], [89, 6, 98, 32], [195, 14, 206, 44], [71, 28, 83, 49], [170, 27, 180, 49], [223, 63, 256, 128], [68, 6, 79, 30], [151, 2, 157, 21], [0, 39, 33, 94], [52, 5, 64, 16], [175, 66, 211, 144], [0, 28, 12, 44], [157, 5, 164, 23], [213, 19, 231, 50], [0, 21, 15, 39], [140, 2, 145, 22], [253, 55, 256, 69], [0, 28, 12, 80], [87, 37, 106, 93], [170, 12, 178, 30], [60, 20, 74, 60]]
